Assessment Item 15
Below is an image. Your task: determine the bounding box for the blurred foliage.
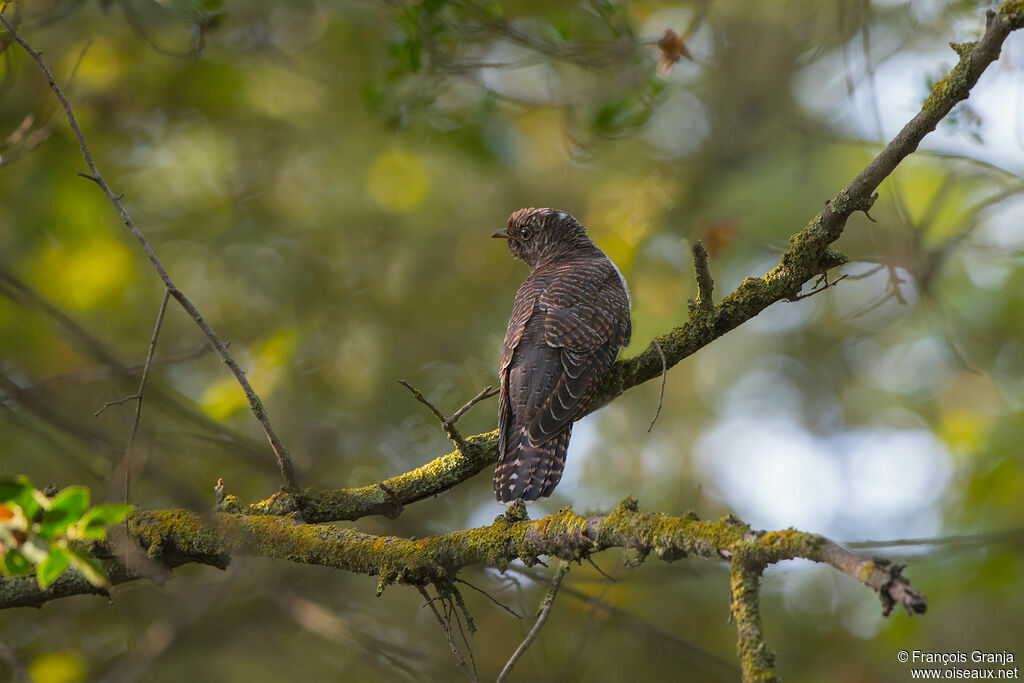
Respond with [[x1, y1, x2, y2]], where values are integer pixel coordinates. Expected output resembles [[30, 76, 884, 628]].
[[1, 0, 1023, 680], [0, 477, 132, 589]]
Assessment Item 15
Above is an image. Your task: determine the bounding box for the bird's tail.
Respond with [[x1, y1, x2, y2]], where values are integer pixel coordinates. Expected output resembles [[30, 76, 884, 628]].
[[494, 426, 571, 503]]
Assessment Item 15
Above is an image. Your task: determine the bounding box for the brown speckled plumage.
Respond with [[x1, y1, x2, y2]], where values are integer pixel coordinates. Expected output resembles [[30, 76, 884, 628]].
[[493, 208, 631, 503]]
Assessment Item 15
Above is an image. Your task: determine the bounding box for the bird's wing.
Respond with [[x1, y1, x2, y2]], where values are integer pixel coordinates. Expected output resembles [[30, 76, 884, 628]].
[[498, 282, 538, 458], [525, 259, 631, 444]]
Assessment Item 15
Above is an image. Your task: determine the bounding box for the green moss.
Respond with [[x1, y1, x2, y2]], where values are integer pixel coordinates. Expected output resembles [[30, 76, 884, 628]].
[[922, 48, 973, 116], [999, 0, 1024, 15], [858, 560, 876, 585], [755, 528, 825, 563], [501, 499, 529, 522], [950, 41, 977, 58]]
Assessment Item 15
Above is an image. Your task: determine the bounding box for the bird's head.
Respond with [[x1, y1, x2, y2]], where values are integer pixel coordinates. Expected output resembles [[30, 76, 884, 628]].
[[492, 208, 594, 270]]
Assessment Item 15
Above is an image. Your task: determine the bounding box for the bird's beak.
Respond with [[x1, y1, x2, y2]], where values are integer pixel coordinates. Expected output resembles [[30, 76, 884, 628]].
[[491, 227, 510, 239]]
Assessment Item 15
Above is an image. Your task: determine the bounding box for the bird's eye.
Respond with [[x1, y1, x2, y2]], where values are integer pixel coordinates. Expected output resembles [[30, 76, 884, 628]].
[[519, 226, 533, 240]]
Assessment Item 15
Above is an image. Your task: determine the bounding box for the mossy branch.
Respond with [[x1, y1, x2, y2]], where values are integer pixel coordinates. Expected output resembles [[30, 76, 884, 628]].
[[0, 500, 922, 612], [0, 499, 926, 683]]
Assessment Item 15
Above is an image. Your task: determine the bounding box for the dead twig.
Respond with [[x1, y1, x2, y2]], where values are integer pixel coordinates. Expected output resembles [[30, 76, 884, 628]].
[[397, 379, 447, 424], [788, 273, 850, 302], [586, 556, 617, 583], [447, 385, 498, 427], [0, 12, 298, 490], [113, 288, 169, 507], [417, 586, 477, 682], [647, 339, 667, 433], [397, 379, 496, 454], [455, 577, 521, 619], [497, 560, 570, 682]]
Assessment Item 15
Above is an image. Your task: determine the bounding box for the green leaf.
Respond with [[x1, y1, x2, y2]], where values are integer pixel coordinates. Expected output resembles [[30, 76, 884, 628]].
[[38, 486, 90, 539], [65, 546, 110, 588], [37, 547, 70, 589], [1, 549, 33, 576], [0, 478, 31, 503], [77, 503, 134, 540], [0, 477, 39, 520]]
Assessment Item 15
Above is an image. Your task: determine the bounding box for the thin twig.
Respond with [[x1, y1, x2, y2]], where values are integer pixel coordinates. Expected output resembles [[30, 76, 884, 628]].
[[446, 385, 498, 427], [844, 263, 887, 281], [417, 586, 477, 682], [0, 12, 298, 490], [497, 561, 570, 683], [397, 379, 447, 423], [586, 556, 617, 583], [397, 379, 473, 452], [118, 288, 169, 507], [788, 273, 850, 301], [454, 578, 522, 619], [646, 339, 667, 433], [94, 394, 141, 417]]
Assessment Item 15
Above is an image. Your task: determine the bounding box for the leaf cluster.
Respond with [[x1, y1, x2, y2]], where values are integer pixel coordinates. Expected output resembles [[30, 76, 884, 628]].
[[0, 477, 131, 589]]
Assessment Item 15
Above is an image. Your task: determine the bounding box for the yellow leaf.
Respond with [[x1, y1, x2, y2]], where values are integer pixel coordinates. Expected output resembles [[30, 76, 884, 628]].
[[28, 651, 87, 683], [367, 150, 430, 213], [200, 377, 249, 420], [32, 239, 136, 311]]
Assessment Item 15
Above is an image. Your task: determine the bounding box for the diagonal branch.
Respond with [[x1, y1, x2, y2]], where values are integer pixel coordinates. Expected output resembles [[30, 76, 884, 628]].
[[497, 560, 570, 682], [0, 11, 298, 491], [245, 3, 1024, 523], [0, 16, 296, 489]]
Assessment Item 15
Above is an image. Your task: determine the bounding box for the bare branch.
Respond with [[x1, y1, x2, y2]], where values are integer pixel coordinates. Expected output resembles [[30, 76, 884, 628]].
[[118, 288, 171, 505], [820, 541, 927, 616], [646, 339, 667, 433], [497, 561, 570, 682], [454, 578, 521, 619], [585, 555, 617, 583], [397, 378, 447, 424], [397, 379, 473, 454], [788, 273, 850, 302], [0, 11, 298, 491], [447, 385, 498, 427]]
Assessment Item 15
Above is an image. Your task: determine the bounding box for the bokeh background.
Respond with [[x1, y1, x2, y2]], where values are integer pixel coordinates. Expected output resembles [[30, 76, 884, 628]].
[[2, 0, 1023, 680]]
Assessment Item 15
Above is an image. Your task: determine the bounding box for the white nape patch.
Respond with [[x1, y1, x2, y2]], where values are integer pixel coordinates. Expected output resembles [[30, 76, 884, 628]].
[[557, 211, 568, 220], [609, 258, 632, 308]]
